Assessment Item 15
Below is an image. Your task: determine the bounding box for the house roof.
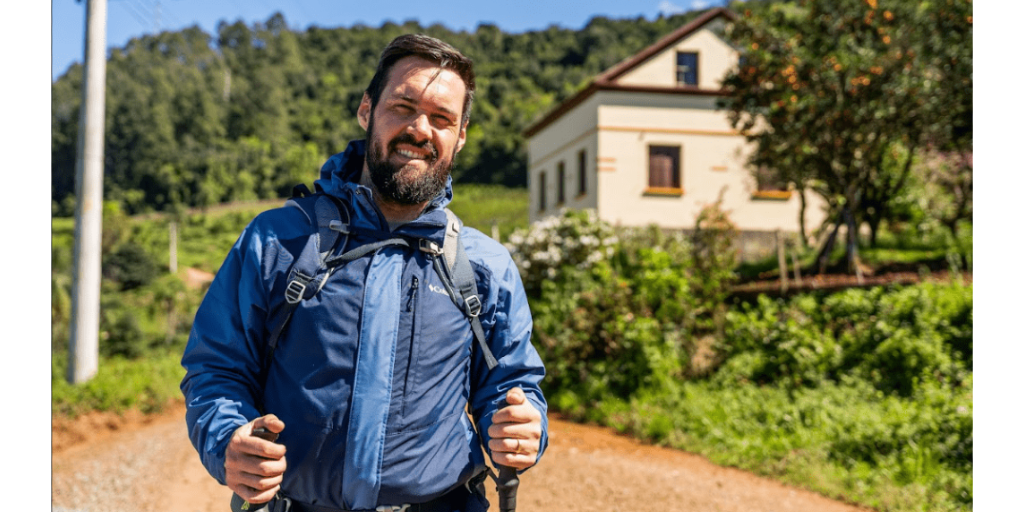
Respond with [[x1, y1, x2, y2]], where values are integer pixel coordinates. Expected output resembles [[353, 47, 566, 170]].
[[522, 7, 738, 139]]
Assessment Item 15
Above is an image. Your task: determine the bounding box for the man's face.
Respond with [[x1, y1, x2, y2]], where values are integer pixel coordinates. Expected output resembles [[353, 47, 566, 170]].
[[358, 56, 468, 205]]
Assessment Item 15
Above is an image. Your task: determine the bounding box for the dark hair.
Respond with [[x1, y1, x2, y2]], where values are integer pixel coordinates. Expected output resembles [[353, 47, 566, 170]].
[[365, 34, 476, 126]]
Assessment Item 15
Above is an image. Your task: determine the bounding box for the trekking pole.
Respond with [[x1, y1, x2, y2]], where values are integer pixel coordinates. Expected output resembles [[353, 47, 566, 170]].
[[230, 427, 285, 512], [494, 395, 520, 512], [494, 465, 519, 512]]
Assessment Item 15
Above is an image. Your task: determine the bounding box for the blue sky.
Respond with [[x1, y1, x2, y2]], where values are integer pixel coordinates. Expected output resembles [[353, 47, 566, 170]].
[[52, 0, 724, 82]]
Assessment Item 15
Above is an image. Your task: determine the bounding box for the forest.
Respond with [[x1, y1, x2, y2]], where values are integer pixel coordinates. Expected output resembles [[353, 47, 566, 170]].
[[51, 8, 716, 216]]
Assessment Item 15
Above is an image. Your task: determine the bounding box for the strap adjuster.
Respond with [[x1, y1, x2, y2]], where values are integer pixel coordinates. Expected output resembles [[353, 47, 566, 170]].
[[284, 272, 313, 304], [328, 220, 351, 234], [464, 294, 482, 318], [419, 239, 442, 255]]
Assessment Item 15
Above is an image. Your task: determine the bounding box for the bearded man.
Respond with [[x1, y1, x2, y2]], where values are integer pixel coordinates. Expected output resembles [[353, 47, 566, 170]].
[[181, 34, 547, 512]]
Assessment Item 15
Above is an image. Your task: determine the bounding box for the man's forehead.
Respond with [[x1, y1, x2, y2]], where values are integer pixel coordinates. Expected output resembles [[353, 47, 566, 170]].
[[384, 57, 467, 104]]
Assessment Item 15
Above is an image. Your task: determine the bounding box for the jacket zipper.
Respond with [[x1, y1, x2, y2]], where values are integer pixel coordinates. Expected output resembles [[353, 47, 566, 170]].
[[400, 276, 420, 422], [407, 276, 419, 311]]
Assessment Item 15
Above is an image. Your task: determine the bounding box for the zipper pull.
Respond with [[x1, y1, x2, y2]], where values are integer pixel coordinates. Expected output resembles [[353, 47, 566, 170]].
[[407, 277, 419, 312]]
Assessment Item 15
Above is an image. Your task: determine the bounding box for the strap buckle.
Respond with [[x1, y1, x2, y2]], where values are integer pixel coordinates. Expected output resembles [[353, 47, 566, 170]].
[[328, 220, 351, 234], [284, 272, 312, 304], [376, 506, 410, 512], [464, 294, 482, 318], [418, 238, 442, 255]]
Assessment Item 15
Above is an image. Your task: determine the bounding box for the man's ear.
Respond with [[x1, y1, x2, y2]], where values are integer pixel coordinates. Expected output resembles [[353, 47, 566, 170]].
[[455, 120, 468, 154], [357, 93, 372, 131]]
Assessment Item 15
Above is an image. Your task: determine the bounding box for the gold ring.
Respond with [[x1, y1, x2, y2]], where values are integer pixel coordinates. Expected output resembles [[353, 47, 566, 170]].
[[515, 438, 521, 453]]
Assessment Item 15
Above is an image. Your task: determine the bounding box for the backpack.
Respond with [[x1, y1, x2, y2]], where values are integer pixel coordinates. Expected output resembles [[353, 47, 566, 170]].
[[256, 184, 499, 395]]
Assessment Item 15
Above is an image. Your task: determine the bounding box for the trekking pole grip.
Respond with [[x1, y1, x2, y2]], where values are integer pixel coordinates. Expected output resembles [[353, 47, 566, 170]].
[[495, 465, 519, 512], [495, 396, 520, 512]]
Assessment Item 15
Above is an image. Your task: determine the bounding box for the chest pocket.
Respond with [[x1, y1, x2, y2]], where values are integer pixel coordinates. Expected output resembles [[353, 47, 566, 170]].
[[390, 260, 475, 433]]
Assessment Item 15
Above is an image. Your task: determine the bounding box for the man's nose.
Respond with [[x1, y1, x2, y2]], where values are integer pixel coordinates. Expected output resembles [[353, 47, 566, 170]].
[[407, 113, 431, 141]]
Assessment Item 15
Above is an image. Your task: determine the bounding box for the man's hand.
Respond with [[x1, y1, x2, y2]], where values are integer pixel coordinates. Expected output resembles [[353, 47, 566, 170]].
[[225, 415, 287, 504], [487, 387, 542, 470]]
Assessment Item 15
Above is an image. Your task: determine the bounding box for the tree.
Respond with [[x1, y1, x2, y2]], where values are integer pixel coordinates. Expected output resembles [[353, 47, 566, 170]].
[[719, 0, 972, 274]]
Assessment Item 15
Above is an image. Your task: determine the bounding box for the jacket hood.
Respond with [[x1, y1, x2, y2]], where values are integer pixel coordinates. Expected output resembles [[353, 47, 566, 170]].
[[314, 140, 455, 212]]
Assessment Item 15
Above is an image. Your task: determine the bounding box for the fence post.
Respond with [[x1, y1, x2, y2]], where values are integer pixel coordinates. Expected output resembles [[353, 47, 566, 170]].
[[791, 237, 803, 287], [776, 229, 788, 294]]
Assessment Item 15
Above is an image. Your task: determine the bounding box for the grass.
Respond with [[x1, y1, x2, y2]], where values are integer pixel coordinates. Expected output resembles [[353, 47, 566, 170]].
[[121, 184, 529, 274], [444, 184, 530, 243], [51, 345, 187, 418]]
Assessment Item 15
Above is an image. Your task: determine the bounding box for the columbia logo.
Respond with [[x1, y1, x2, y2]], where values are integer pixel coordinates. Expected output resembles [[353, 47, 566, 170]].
[[428, 284, 449, 297]]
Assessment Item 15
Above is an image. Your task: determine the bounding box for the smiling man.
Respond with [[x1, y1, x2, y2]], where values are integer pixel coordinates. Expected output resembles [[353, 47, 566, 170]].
[[181, 35, 548, 512], [359, 53, 468, 222]]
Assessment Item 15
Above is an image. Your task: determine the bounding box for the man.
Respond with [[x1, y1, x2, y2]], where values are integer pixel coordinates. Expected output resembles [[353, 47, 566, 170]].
[[181, 34, 547, 512]]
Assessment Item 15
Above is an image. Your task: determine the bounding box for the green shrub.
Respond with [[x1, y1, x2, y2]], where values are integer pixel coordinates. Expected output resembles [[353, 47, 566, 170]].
[[689, 196, 739, 332], [99, 301, 148, 359], [723, 283, 972, 397], [103, 242, 161, 291], [722, 294, 840, 388], [511, 208, 745, 400]]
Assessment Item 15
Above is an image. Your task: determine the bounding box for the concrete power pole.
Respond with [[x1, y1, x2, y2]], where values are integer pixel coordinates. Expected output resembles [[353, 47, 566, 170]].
[[68, 0, 109, 384]]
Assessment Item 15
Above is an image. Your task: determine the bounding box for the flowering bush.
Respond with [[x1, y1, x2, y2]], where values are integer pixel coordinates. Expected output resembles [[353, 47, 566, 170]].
[[507, 210, 703, 400], [504, 209, 618, 297]]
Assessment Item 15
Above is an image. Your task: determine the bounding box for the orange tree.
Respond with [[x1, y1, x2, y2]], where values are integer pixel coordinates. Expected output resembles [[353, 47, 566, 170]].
[[718, 0, 972, 273]]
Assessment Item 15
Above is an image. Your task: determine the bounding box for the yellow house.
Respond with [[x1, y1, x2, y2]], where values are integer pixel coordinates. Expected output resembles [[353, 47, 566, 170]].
[[522, 7, 827, 259]]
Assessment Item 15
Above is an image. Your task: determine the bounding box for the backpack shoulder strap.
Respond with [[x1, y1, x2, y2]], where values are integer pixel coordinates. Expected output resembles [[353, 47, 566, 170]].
[[259, 190, 350, 404], [439, 208, 499, 371]]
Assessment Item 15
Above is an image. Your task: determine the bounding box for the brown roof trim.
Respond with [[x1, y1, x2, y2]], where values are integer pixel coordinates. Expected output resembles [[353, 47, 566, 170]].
[[522, 82, 727, 138], [522, 7, 738, 139], [597, 83, 725, 96]]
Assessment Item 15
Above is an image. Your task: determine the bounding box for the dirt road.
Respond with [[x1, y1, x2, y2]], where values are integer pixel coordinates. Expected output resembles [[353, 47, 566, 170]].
[[52, 403, 873, 512]]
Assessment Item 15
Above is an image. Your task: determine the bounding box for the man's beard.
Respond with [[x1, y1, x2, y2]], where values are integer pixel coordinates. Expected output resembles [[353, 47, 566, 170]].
[[365, 115, 457, 206]]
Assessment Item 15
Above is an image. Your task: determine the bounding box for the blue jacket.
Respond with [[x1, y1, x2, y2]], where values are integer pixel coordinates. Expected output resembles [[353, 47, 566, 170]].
[[181, 140, 548, 510]]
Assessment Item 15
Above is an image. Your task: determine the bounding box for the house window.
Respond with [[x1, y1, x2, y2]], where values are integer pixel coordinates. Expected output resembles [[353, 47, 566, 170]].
[[648, 145, 682, 194], [557, 161, 566, 205], [752, 166, 792, 200], [539, 171, 547, 212], [676, 52, 698, 86], [577, 149, 587, 196]]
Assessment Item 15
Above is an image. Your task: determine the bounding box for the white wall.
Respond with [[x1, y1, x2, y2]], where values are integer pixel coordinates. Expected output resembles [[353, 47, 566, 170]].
[[616, 19, 736, 89], [593, 91, 826, 234], [527, 95, 600, 223]]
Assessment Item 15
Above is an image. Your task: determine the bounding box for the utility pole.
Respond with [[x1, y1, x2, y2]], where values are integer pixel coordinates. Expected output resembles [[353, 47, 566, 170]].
[[68, 0, 108, 384]]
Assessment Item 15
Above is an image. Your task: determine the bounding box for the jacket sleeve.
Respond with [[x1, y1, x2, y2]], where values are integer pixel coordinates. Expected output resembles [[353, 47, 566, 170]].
[[468, 236, 549, 470], [180, 219, 272, 485]]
